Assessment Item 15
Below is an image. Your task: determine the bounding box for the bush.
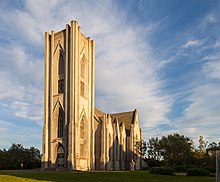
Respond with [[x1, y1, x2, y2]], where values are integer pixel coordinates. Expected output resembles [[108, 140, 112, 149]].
[[204, 166, 216, 173], [187, 168, 210, 176], [149, 167, 161, 174], [149, 167, 175, 175], [160, 167, 175, 175], [174, 165, 188, 172]]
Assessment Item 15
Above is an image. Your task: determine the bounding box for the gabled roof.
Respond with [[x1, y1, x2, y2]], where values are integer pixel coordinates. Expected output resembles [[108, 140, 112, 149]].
[[94, 108, 106, 117], [94, 108, 138, 136], [110, 110, 136, 130]]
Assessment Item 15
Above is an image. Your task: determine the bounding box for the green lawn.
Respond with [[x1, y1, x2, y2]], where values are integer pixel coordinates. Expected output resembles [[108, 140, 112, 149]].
[[0, 170, 215, 182]]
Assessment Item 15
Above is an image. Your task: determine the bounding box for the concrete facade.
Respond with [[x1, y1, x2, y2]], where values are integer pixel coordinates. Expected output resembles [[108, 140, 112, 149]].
[[42, 20, 142, 171]]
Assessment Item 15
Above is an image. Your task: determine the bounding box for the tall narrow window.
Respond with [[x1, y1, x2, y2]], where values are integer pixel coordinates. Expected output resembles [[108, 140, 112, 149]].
[[80, 116, 85, 157], [58, 52, 64, 75], [80, 58, 85, 78], [80, 116, 85, 139], [58, 79, 64, 93], [80, 81, 85, 97], [58, 108, 64, 138]]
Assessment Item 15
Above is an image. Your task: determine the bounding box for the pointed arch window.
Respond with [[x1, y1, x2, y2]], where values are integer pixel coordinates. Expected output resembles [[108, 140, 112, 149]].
[[80, 56, 85, 79], [58, 79, 64, 93], [80, 115, 86, 158], [80, 116, 85, 139], [58, 50, 64, 93], [58, 51, 64, 76], [80, 81, 85, 97], [57, 144, 64, 168], [58, 108, 64, 138]]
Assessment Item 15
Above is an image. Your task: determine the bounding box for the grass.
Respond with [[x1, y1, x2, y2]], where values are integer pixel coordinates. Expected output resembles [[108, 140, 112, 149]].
[[0, 170, 215, 182]]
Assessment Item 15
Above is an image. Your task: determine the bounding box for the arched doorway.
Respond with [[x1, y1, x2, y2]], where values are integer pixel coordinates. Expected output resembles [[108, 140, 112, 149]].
[[57, 144, 65, 168]]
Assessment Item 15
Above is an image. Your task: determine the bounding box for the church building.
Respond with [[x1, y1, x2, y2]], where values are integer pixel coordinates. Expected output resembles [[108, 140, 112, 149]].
[[42, 20, 143, 171]]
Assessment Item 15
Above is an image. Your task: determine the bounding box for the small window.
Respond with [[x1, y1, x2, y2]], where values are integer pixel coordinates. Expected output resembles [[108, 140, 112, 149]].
[[80, 81, 85, 97]]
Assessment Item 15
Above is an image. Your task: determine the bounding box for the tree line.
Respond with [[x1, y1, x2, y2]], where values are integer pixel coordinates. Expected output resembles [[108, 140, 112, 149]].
[[0, 143, 41, 170], [140, 133, 219, 172]]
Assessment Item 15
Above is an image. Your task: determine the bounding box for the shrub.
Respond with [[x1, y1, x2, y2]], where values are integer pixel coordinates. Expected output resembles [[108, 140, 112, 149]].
[[204, 166, 216, 173], [149, 167, 175, 175], [187, 168, 210, 176], [160, 167, 175, 175], [149, 167, 161, 174], [174, 165, 188, 172]]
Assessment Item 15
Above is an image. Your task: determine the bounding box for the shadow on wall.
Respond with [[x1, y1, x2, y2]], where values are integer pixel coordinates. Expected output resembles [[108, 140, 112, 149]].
[[94, 136, 142, 171]]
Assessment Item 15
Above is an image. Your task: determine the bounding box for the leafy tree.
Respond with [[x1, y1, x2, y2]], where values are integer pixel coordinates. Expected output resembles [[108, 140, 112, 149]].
[[147, 137, 161, 161], [206, 142, 219, 156], [159, 133, 194, 166], [197, 136, 208, 159], [205, 141, 220, 167], [7, 143, 25, 169], [0, 143, 41, 170], [146, 133, 194, 167], [135, 140, 147, 157]]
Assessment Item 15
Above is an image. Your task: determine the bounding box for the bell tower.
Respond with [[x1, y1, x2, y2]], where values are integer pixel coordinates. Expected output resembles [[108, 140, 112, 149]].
[[42, 20, 95, 170]]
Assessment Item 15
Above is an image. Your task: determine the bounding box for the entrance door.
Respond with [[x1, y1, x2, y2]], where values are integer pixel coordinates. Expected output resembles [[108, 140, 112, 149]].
[[57, 145, 64, 168]]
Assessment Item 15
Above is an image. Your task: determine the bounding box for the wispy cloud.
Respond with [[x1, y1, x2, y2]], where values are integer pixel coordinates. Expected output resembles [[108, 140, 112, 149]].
[[203, 59, 220, 79], [182, 39, 202, 48], [0, 120, 42, 149], [0, 0, 173, 148], [0, 0, 220, 149], [0, 44, 43, 123]]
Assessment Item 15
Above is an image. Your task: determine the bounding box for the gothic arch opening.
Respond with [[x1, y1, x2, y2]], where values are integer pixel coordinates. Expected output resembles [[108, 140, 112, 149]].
[[57, 143, 64, 168], [58, 50, 65, 76], [58, 107, 64, 138], [58, 50, 65, 93], [80, 115, 86, 158]]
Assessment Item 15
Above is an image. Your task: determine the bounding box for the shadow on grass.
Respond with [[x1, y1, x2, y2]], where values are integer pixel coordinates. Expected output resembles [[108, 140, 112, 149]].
[[0, 170, 216, 182]]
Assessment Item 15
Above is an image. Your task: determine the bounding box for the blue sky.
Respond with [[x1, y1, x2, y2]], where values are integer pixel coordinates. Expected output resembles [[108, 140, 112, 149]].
[[0, 0, 220, 150]]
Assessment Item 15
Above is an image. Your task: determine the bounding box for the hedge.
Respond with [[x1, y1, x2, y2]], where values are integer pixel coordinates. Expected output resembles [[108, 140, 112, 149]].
[[187, 168, 210, 176], [149, 167, 175, 175]]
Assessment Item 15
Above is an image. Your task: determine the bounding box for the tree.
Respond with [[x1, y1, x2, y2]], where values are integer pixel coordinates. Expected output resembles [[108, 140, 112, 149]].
[[0, 143, 41, 170], [159, 133, 194, 166], [135, 140, 147, 157], [7, 143, 25, 169], [25, 147, 41, 169], [205, 141, 220, 167], [147, 137, 161, 161], [197, 136, 208, 159]]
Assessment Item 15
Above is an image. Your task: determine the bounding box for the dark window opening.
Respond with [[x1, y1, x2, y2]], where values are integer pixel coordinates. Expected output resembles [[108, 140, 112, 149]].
[[58, 108, 64, 138], [58, 79, 64, 93]]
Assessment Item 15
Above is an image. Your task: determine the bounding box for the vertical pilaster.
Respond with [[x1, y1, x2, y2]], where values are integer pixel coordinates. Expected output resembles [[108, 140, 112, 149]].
[[90, 40, 95, 169], [49, 30, 55, 167], [65, 24, 70, 168], [100, 114, 106, 170], [130, 125, 134, 160], [42, 32, 50, 168], [74, 22, 79, 165], [70, 20, 76, 170]]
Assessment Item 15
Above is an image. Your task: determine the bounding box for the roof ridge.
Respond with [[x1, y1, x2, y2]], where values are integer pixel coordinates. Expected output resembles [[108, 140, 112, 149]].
[[110, 110, 135, 115]]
